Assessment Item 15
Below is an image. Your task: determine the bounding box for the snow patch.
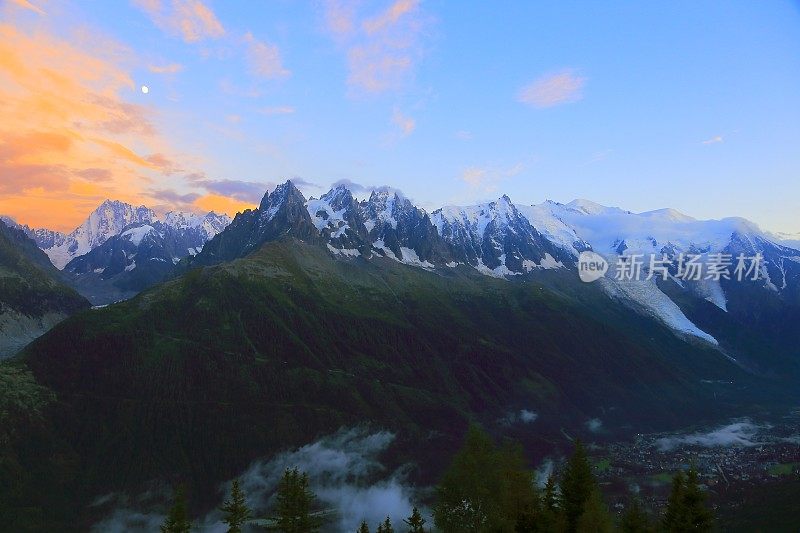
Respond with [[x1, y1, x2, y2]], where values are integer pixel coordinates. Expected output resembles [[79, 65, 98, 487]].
[[327, 244, 361, 257], [120, 225, 156, 246], [398, 247, 434, 269]]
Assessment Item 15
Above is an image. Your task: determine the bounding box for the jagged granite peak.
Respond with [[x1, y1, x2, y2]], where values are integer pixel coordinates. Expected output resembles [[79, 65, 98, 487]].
[[361, 189, 452, 266], [255, 180, 318, 239], [190, 180, 319, 266], [307, 185, 371, 252]]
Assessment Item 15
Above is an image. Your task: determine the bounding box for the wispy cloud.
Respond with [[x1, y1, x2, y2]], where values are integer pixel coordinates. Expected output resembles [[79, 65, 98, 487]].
[[133, 0, 225, 43], [455, 130, 473, 141], [323, 0, 357, 39], [150, 188, 202, 209], [323, 0, 427, 95], [702, 135, 723, 145], [8, 0, 45, 15], [391, 108, 415, 137], [147, 62, 183, 74], [185, 173, 267, 203], [243, 31, 290, 79], [518, 69, 586, 108], [460, 167, 487, 187], [362, 0, 417, 34], [75, 168, 113, 182], [587, 149, 612, 164], [330, 179, 401, 198], [459, 163, 524, 193], [259, 106, 295, 115], [218, 78, 262, 98]]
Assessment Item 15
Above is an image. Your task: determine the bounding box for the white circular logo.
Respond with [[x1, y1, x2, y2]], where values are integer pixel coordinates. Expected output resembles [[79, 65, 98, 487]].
[[578, 251, 608, 283]]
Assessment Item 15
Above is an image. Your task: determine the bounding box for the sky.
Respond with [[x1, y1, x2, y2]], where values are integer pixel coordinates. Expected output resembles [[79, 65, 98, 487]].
[[1, 0, 799, 235]]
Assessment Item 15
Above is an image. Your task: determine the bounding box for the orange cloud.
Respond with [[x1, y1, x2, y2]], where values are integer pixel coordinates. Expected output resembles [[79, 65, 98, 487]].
[[133, 0, 225, 43], [194, 193, 255, 216], [0, 22, 196, 231], [0, 10, 285, 232], [8, 0, 46, 15]]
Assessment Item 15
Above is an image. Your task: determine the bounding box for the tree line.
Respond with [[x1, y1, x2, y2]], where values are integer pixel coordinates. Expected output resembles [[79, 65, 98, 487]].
[[160, 426, 713, 532]]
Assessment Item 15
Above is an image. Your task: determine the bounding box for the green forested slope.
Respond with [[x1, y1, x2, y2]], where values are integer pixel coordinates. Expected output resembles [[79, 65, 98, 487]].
[[1, 239, 782, 530]]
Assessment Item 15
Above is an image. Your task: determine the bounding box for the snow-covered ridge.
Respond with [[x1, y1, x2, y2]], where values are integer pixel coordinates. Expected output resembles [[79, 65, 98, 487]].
[[13, 200, 232, 269], [295, 182, 799, 347]]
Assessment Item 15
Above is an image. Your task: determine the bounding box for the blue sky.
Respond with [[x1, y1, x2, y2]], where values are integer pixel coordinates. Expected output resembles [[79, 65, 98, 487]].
[[2, 0, 799, 234]]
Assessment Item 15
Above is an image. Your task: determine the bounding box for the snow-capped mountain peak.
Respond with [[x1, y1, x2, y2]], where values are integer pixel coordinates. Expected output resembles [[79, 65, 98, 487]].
[[8, 200, 232, 270], [162, 210, 231, 237], [564, 198, 628, 216], [42, 200, 156, 269], [638, 207, 696, 223]]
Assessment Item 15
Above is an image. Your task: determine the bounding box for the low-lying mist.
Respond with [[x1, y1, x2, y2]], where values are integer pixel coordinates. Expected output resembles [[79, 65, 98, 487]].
[[92, 427, 424, 532]]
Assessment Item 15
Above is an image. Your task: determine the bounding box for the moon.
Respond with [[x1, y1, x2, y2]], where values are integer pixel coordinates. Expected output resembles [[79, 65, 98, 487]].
[[141, 85, 149, 94]]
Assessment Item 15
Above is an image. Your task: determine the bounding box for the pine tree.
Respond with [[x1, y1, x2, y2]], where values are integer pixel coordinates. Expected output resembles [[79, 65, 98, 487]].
[[663, 467, 713, 532], [576, 488, 613, 533], [403, 507, 426, 532], [357, 520, 370, 533], [376, 516, 394, 533], [532, 473, 561, 533], [681, 467, 714, 531], [161, 486, 191, 533], [433, 425, 537, 532], [543, 474, 559, 513], [560, 440, 596, 533], [220, 479, 251, 533], [272, 468, 322, 533], [662, 471, 686, 532], [619, 497, 651, 533]]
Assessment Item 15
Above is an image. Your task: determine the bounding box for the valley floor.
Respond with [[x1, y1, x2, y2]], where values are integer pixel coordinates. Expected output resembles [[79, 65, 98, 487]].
[[583, 409, 800, 530]]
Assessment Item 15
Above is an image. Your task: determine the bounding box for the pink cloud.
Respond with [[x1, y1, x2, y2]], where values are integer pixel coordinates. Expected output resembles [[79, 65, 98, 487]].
[[134, 0, 225, 43], [518, 69, 586, 108], [259, 106, 295, 115], [324, 0, 427, 95], [8, 0, 45, 15], [243, 32, 290, 79], [391, 108, 415, 137], [148, 63, 183, 74]]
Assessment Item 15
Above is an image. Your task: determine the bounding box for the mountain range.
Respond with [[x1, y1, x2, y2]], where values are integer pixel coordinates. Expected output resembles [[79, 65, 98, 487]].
[[189, 181, 800, 352], [1, 180, 798, 529], [3, 181, 800, 354], [2, 203, 231, 305]]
